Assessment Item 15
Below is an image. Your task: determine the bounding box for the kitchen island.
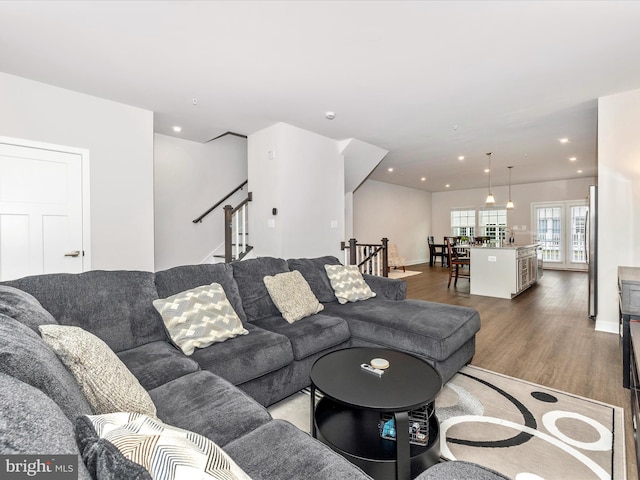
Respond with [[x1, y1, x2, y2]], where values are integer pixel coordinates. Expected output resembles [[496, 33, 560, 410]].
[[469, 243, 542, 299]]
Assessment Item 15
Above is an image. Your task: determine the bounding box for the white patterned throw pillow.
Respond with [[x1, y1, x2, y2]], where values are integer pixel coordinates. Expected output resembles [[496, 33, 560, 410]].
[[84, 412, 252, 480], [324, 264, 377, 304], [153, 283, 248, 356], [38, 325, 157, 417], [263, 270, 324, 323]]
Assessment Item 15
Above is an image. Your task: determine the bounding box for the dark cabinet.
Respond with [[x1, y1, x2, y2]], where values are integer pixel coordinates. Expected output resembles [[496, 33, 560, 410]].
[[619, 266, 640, 389]]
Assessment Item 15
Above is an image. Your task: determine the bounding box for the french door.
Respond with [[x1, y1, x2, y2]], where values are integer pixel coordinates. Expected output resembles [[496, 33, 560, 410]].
[[533, 200, 588, 271]]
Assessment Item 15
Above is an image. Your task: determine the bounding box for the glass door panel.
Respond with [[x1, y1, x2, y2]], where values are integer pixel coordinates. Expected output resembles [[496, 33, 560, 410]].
[[535, 206, 562, 263], [570, 205, 588, 264], [533, 201, 588, 270]]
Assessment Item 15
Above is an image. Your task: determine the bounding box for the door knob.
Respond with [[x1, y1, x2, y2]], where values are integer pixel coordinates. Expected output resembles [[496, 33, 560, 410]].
[[64, 251, 80, 257]]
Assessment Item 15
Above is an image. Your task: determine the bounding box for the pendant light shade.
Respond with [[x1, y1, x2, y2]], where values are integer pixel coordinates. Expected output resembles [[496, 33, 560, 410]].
[[506, 165, 515, 210], [485, 153, 495, 205]]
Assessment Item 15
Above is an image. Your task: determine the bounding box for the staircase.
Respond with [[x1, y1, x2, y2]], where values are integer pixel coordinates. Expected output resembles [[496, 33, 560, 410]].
[[193, 181, 253, 263]]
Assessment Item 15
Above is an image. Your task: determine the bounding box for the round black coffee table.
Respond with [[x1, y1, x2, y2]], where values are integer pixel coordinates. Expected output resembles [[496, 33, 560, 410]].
[[310, 347, 442, 480]]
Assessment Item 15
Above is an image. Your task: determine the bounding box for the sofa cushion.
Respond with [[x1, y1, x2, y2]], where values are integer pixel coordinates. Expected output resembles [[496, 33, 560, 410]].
[[0, 373, 92, 480], [190, 323, 294, 385], [155, 263, 247, 323], [263, 270, 324, 323], [117, 341, 200, 391], [224, 419, 369, 480], [4, 270, 166, 352], [322, 298, 481, 362], [39, 325, 157, 417], [324, 265, 376, 304], [252, 314, 351, 361], [153, 283, 248, 355], [231, 257, 290, 322], [0, 314, 92, 421], [77, 413, 252, 480], [286, 256, 342, 303], [149, 370, 271, 447], [75, 415, 152, 480], [0, 284, 57, 332]]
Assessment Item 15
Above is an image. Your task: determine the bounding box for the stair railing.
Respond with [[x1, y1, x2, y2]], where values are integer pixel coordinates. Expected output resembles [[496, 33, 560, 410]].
[[193, 180, 248, 224], [223, 192, 253, 263], [341, 238, 389, 277]]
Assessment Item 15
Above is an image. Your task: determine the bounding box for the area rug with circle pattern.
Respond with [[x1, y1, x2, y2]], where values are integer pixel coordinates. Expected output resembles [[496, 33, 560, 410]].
[[436, 365, 625, 480]]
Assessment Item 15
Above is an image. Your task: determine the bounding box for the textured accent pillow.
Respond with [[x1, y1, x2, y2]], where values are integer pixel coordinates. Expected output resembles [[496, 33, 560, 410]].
[[263, 270, 324, 323], [324, 265, 377, 304], [78, 412, 252, 480], [152, 283, 248, 356], [38, 325, 157, 418]]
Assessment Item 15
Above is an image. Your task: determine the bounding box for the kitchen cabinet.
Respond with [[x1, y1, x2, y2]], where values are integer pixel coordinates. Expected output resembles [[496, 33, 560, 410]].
[[470, 244, 541, 299]]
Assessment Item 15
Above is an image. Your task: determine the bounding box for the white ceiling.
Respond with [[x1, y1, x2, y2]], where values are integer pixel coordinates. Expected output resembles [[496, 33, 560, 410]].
[[2, 1, 640, 192]]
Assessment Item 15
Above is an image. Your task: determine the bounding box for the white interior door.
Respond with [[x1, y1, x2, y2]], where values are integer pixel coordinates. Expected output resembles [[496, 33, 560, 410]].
[[0, 140, 87, 280]]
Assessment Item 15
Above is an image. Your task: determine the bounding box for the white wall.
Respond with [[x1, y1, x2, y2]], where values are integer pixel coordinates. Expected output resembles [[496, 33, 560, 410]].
[[597, 88, 640, 333], [353, 180, 432, 265], [432, 177, 596, 244], [154, 134, 248, 271], [0, 72, 155, 271], [248, 122, 344, 259]]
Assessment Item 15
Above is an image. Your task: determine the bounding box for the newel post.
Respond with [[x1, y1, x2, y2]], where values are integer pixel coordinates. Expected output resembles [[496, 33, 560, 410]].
[[224, 204, 233, 263], [348, 238, 357, 265], [381, 237, 389, 277]]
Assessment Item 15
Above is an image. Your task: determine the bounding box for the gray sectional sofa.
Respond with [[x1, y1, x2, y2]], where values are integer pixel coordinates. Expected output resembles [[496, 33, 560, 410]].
[[0, 255, 509, 480]]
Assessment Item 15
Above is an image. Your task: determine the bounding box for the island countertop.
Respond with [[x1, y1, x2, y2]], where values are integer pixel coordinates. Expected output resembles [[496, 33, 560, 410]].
[[468, 242, 540, 250]]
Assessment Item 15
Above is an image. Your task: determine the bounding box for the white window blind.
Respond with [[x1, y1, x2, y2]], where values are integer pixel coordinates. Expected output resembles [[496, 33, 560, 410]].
[[478, 207, 507, 240], [451, 208, 476, 237]]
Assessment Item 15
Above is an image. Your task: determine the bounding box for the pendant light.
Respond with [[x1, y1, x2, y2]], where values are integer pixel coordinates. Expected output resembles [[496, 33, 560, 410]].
[[506, 166, 515, 210], [485, 152, 495, 205]]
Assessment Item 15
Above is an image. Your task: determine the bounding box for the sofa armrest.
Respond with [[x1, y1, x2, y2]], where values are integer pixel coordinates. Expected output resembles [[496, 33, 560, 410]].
[[362, 274, 407, 301]]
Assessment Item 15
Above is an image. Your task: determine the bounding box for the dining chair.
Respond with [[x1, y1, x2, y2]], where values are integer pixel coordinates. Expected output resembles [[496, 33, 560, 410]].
[[446, 237, 470, 287], [428, 236, 447, 267]]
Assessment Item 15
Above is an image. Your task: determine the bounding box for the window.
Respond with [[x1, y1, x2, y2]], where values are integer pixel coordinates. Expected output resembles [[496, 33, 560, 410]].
[[450, 208, 475, 237], [478, 207, 507, 240]]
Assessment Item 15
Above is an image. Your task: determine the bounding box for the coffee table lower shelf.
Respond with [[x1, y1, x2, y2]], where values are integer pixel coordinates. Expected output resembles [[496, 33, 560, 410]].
[[314, 397, 440, 480]]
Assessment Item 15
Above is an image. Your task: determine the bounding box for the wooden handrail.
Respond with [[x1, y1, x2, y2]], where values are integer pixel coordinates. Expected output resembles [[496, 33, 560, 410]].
[[193, 180, 248, 224]]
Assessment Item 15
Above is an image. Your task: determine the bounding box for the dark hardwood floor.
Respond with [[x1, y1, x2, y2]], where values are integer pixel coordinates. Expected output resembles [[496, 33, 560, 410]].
[[400, 263, 636, 478]]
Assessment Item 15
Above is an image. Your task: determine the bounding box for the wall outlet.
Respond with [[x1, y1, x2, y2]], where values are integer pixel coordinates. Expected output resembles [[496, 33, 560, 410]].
[[267, 149, 276, 161], [330, 220, 338, 229], [267, 219, 275, 228], [488, 256, 497, 262]]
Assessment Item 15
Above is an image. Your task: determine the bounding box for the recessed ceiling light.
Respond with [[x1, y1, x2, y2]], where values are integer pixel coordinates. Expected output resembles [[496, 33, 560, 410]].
[[559, 138, 569, 143], [577, 169, 583, 174], [421, 177, 426, 181], [388, 167, 394, 172], [569, 157, 577, 161], [484, 168, 490, 173], [172, 126, 182, 132], [458, 156, 465, 161], [325, 111, 336, 120], [445, 184, 450, 188]]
